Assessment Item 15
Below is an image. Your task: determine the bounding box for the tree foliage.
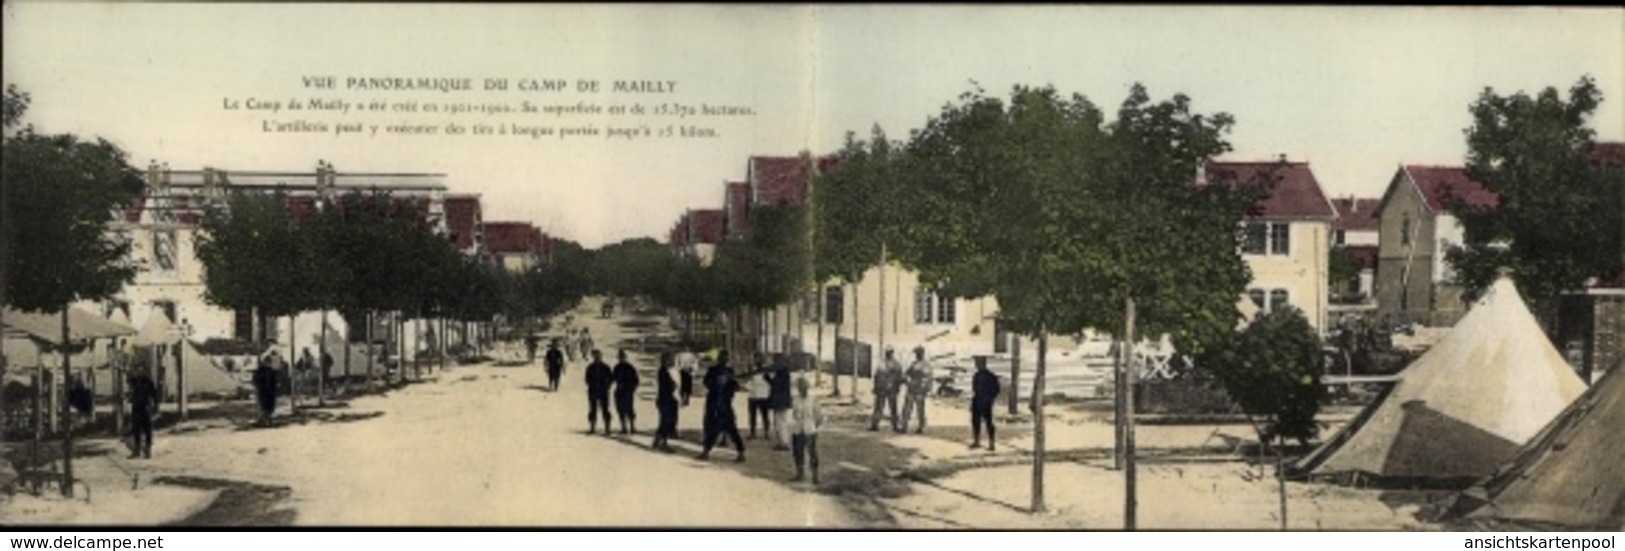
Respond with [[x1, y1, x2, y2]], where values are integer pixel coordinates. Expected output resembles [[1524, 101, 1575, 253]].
[[1449, 76, 1622, 305], [714, 204, 810, 311], [814, 128, 904, 284], [1201, 307, 1326, 445], [3, 125, 145, 312]]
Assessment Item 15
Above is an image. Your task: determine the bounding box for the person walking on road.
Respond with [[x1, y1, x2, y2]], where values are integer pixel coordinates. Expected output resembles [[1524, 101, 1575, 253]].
[[544, 339, 566, 391], [746, 353, 771, 439], [127, 366, 160, 459], [969, 356, 1000, 451], [252, 357, 280, 427], [869, 347, 904, 432], [612, 350, 641, 434], [768, 354, 794, 450], [697, 351, 745, 462], [789, 377, 825, 484], [900, 346, 933, 433], [564, 329, 578, 362], [578, 329, 594, 364], [675, 346, 698, 407], [585, 350, 613, 435], [653, 352, 679, 453]]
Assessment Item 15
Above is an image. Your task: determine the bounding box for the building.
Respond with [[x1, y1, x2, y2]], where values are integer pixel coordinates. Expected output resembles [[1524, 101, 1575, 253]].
[[89, 161, 453, 357], [1373, 165, 1497, 327], [1330, 196, 1381, 305], [669, 208, 725, 265], [444, 194, 485, 256], [483, 222, 549, 273], [1204, 160, 1338, 335]]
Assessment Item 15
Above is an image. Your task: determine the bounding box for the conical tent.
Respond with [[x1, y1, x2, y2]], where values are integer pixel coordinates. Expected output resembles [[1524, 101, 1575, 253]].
[[1455, 363, 1624, 529], [130, 314, 241, 397], [1295, 277, 1586, 484]]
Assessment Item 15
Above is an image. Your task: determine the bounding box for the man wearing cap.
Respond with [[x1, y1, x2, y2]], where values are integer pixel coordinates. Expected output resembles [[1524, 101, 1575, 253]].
[[869, 347, 904, 432], [900, 346, 933, 433]]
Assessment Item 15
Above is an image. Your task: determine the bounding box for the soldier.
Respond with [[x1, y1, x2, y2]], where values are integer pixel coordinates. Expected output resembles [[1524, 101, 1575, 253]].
[[584, 350, 613, 435], [127, 366, 160, 459], [612, 350, 640, 434], [675, 345, 698, 407], [900, 346, 933, 433], [768, 354, 794, 450], [252, 357, 279, 426], [969, 356, 1001, 451], [578, 329, 595, 364], [869, 347, 904, 432], [544, 339, 566, 391], [652, 352, 679, 453], [697, 351, 745, 462]]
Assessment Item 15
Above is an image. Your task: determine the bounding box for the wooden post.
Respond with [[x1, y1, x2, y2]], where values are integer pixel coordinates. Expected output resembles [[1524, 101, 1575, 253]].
[[878, 244, 886, 364], [176, 337, 187, 421], [288, 315, 298, 411], [318, 312, 328, 406], [113, 353, 125, 437], [1123, 296, 1138, 531]]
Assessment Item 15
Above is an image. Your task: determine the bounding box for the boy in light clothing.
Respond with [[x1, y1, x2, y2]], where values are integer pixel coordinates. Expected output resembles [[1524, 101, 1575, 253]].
[[789, 377, 825, 484]]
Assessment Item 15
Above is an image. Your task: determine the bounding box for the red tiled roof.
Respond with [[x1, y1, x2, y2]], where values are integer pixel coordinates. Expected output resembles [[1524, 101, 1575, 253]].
[[1589, 142, 1625, 168], [748, 154, 840, 206], [484, 222, 541, 255], [668, 215, 690, 248], [690, 209, 725, 245], [1330, 197, 1382, 232], [1202, 161, 1336, 219], [725, 182, 751, 238], [445, 195, 482, 251], [1404, 165, 1498, 212]]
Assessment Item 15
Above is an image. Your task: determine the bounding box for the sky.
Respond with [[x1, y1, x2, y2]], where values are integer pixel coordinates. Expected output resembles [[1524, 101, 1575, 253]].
[[5, 4, 1622, 248]]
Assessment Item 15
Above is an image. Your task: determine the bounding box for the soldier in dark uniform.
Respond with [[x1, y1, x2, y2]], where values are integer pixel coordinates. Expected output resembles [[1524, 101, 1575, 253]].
[[544, 339, 566, 391], [584, 350, 613, 435], [612, 350, 640, 434], [652, 352, 679, 453], [128, 367, 160, 459], [252, 357, 280, 426], [969, 356, 1001, 451], [697, 351, 745, 462]]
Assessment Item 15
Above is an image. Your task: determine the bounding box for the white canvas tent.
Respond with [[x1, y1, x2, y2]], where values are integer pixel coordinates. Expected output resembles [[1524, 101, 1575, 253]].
[[1295, 277, 1587, 484], [129, 314, 241, 397]]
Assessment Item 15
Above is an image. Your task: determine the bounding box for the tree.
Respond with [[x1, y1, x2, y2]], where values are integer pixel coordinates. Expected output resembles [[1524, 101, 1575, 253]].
[[814, 130, 903, 395], [897, 83, 1257, 520], [1328, 245, 1362, 300], [713, 203, 810, 358], [1449, 76, 1622, 331], [2, 87, 144, 497], [1200, 306, 1325, 530]]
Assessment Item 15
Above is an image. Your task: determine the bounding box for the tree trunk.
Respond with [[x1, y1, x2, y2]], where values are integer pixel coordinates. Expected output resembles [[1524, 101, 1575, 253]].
[[288, 315, 298, 412], [365, 311, 375, 389], [440, 318, 448, 373], [60, 309, 75, 498], [176, 336, 187, 421], [1009, 334, 1021, 416], [878, 244, 886, 364], [817, 283, 826, 391], [852, 281, 861, 397], [1114, 339, 1125, 470], [318, 312, 328, 406], [1275, 437, 1289, 531], [1123, 296, 1138, 531], [113, 358, 124, 437], [1030, 326, 1048, 513], [344, 312, 353, 396]]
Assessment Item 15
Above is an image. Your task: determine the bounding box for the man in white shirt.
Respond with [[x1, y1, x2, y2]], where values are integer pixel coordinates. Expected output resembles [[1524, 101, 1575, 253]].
[[675, 347, 698, 407], [789, 377, 825, 484]]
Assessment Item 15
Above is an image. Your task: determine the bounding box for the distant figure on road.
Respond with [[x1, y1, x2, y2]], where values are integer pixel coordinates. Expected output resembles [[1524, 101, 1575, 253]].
[[252, 358, 280, 427], [128, 367, 160, 459], [746, 353, 771, 439], [969, 356, 1000, 451], [789, 377, 825, 484], [578, 329, 594, 364], [697, 351, 745, 462], [768, 354, 794, 450], [544, 339, 566, 391], [320, 349, 334, 395], [585, 350, 613, 435], [564, 329, 578, 362], [612, 350, 641, 434], [900, 346, 933, 433], [675, 346, 698, 407], [653, 352, 679, 453], [869, 347, 903, 432]]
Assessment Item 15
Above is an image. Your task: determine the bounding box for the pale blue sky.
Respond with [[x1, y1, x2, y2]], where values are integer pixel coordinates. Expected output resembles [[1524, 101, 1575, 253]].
[[5, 5, 1621, 247]]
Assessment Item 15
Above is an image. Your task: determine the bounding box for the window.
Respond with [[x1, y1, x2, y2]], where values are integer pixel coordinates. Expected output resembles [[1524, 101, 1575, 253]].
[[1248, 289, 1290, 315], [914, 289, 957, 325], [1268, 289, 1290, 313], [801, 291, 819, 322], [1333, 229, 1346, 246], [1241, 221, 1291, 256], [153, 230, 178, 271], [153, 300, 177, 323], [824, 286, 844, 325], [1401, 217, 1412, 246], [234, 309, 254, 341]]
